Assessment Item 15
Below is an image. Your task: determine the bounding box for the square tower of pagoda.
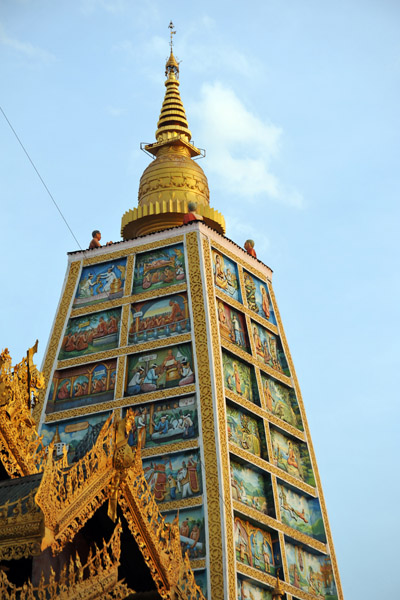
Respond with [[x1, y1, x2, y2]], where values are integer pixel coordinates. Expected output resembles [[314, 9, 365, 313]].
[[36, 26, 342, 600]]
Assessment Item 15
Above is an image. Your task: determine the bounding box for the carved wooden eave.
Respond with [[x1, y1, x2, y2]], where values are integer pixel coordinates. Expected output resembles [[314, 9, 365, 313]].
[[0, 521, 133, 600], [0, 346, 45, 478], [35, 416, 115, 553], [0, 476, 44, 561]]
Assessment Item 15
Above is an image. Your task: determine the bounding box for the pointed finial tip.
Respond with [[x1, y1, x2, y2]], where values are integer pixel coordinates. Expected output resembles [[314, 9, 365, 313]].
[[166, 21, 179, 78]]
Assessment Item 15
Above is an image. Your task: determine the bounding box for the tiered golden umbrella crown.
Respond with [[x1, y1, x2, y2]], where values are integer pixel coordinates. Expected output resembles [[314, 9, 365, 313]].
[[121, 23, 225, 240]]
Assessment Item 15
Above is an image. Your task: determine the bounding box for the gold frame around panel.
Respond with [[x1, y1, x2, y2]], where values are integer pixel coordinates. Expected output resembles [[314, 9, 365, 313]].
[[187, 230, 236, 600], [268, 283, 343, 600]]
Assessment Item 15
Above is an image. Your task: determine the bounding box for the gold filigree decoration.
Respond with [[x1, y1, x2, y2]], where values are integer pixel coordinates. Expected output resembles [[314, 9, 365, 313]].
[[232, 500, 326, 553], [0, 521, 133, 600], [0, 488, 43, 560], [0, 344, 45, 478], [268, 283, 343, 599], [35, 416, 115, 553], [211, 239, 273, 285], [215, 286, 279, 336], [44, 384, 196, 423], [82, 235, 184, 267]]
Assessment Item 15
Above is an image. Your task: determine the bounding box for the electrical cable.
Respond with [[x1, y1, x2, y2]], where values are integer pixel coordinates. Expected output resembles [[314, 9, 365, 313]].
[[0, 106, 84, 252]]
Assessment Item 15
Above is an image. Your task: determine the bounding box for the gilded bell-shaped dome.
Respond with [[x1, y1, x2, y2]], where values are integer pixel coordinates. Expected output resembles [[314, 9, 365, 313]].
[[121, 40, 225, 240]]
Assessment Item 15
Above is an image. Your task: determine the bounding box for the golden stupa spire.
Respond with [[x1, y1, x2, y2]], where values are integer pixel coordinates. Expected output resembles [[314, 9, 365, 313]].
[[121, 23, 225, 240]]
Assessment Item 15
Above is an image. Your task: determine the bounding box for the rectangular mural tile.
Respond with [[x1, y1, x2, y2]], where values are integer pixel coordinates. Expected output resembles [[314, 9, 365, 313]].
[[270, 428, 315, 487], [129, 293, 190, 345], [230, 460, 275, 517], [234, 517, 277, 575], [46, 358, 117, 414], [261, 373, 303, 431], [227, 404, 267, 460], [223, 352, 259, 405], [243, 270, 276, 326], [237, 577, 272, 600], [212, 248, 241, 302], [278, 482, 326, 543], [122, 395, 198, 449], [73, 258, 127, 308], [285, 542, 337, 599], [132, 243, 186, 295], [40, 411, 111, 465], [217, 300, 250, 353], [59, 308, 121, 360], [164, 506, 206, 560], [125, 343, 194, 396], [142, 449, 202, 503], [251, 321, 289, 376]]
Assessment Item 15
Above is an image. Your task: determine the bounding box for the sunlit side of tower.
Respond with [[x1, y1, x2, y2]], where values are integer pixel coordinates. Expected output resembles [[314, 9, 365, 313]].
[[36, 29, 343, 600]]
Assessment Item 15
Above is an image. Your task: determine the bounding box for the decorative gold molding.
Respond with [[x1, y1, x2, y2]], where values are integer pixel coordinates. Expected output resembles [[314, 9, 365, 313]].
[[124, 253, 135, 296], [115, 354, 126, 400], [70, 283, 187, 318], [229, 443, 317, 497], [119, 304, 130, 348], [142, 439, 198, 459], [268, 283, 343, 599], [0, 488, 43, 560], [157, 495, 203, 514], [35, 261, 81, 423], [232, 500, 326, 553], [193, 232, 236, 600], [35, 416, 114, 552], [56, 331, 192, 370], [44, 384, 196, 423], [0, 345, 45, 477], [211, 240, 272, 284], [81, 235, 185, 267]]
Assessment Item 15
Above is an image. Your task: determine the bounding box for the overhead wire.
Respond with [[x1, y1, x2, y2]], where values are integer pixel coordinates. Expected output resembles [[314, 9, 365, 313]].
[[0, 105, 85, 252]]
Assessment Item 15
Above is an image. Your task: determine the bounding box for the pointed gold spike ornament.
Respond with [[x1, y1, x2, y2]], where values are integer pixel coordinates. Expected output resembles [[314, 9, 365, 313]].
[[121, 23, 225, 239]]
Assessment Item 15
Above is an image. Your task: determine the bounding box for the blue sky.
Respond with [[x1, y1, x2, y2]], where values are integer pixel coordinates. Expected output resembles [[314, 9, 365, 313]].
[[1, 1, 399, 598]]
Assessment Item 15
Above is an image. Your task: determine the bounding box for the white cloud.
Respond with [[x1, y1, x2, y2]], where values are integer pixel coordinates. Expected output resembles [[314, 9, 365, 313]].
[[106, 106, 126, 117], [0, 24, 55, 63], [190, 82, 303, 207]]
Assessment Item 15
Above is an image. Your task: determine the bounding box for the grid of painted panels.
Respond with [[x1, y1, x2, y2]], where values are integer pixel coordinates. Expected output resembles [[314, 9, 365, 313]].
[[40, 239, 207, 592], [211, 245, 339, 600]]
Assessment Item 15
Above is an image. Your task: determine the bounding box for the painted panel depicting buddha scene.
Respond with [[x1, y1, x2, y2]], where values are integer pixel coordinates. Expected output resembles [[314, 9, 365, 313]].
[[286, 542, 337, 599], [46, 359, 116, 414], [73, 258, 127, 308], [194, 571, 207, 598], [230, 460, 274, 517], [122, 395, 198, 449], [237, 578, 272, 600], [261, 373, 303, 430], [132, 243, 186, 294], [211, 249, 241, 302], [278, 482, 326, 542], [222, 352, 259, 405], [251, 322, 289, 376], [234, 517, 276, 575], [125, 344, 194, 396], [40, 411, 111, 465], [142, 449, 202, 504], [243, 270, 276, 325], [164, 506, 206, 560], [227, 404, 267, 460], [129, 293, 190, 345], [217, 300, 249, 353], [59, 308, 121, 360], [270, 428, 315, 487]]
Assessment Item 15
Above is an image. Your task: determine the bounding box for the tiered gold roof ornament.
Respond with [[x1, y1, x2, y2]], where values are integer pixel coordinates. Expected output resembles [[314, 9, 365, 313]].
[[0, 344, 205, 600], [121, 21, 225, 240]]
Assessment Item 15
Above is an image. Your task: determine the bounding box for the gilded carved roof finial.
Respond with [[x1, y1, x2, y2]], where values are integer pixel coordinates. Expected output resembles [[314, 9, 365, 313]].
[[166, 21, 179, 78]]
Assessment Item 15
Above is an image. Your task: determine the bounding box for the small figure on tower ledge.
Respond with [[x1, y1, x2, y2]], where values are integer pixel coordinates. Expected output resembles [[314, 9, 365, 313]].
[[244, 239, 257, 258], [89, 230, 112, 249], [183, 202, 204, 225]]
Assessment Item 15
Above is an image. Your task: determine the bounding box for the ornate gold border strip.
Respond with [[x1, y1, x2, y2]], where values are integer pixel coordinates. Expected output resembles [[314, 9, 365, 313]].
[[142, 439, 198, 458], [268, 283, 343, 599], [70, 283, 187, 318], [187, 231, 235, 600], [211, 240, 272, 284], [237, 561, 322, 600], [215, 288, 278, 337], [229, 444, 316, 497], [44, 384, 196, 423], [81, 235, 185, 267], [34, 261, 81, 423], [159, 495, 203, 514], [56, 332, 192, 369], [232, 500, 327, 553]]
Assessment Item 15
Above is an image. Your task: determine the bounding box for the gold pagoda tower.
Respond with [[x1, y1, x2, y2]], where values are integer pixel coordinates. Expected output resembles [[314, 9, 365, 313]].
[[0, 25, 342, 600]]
